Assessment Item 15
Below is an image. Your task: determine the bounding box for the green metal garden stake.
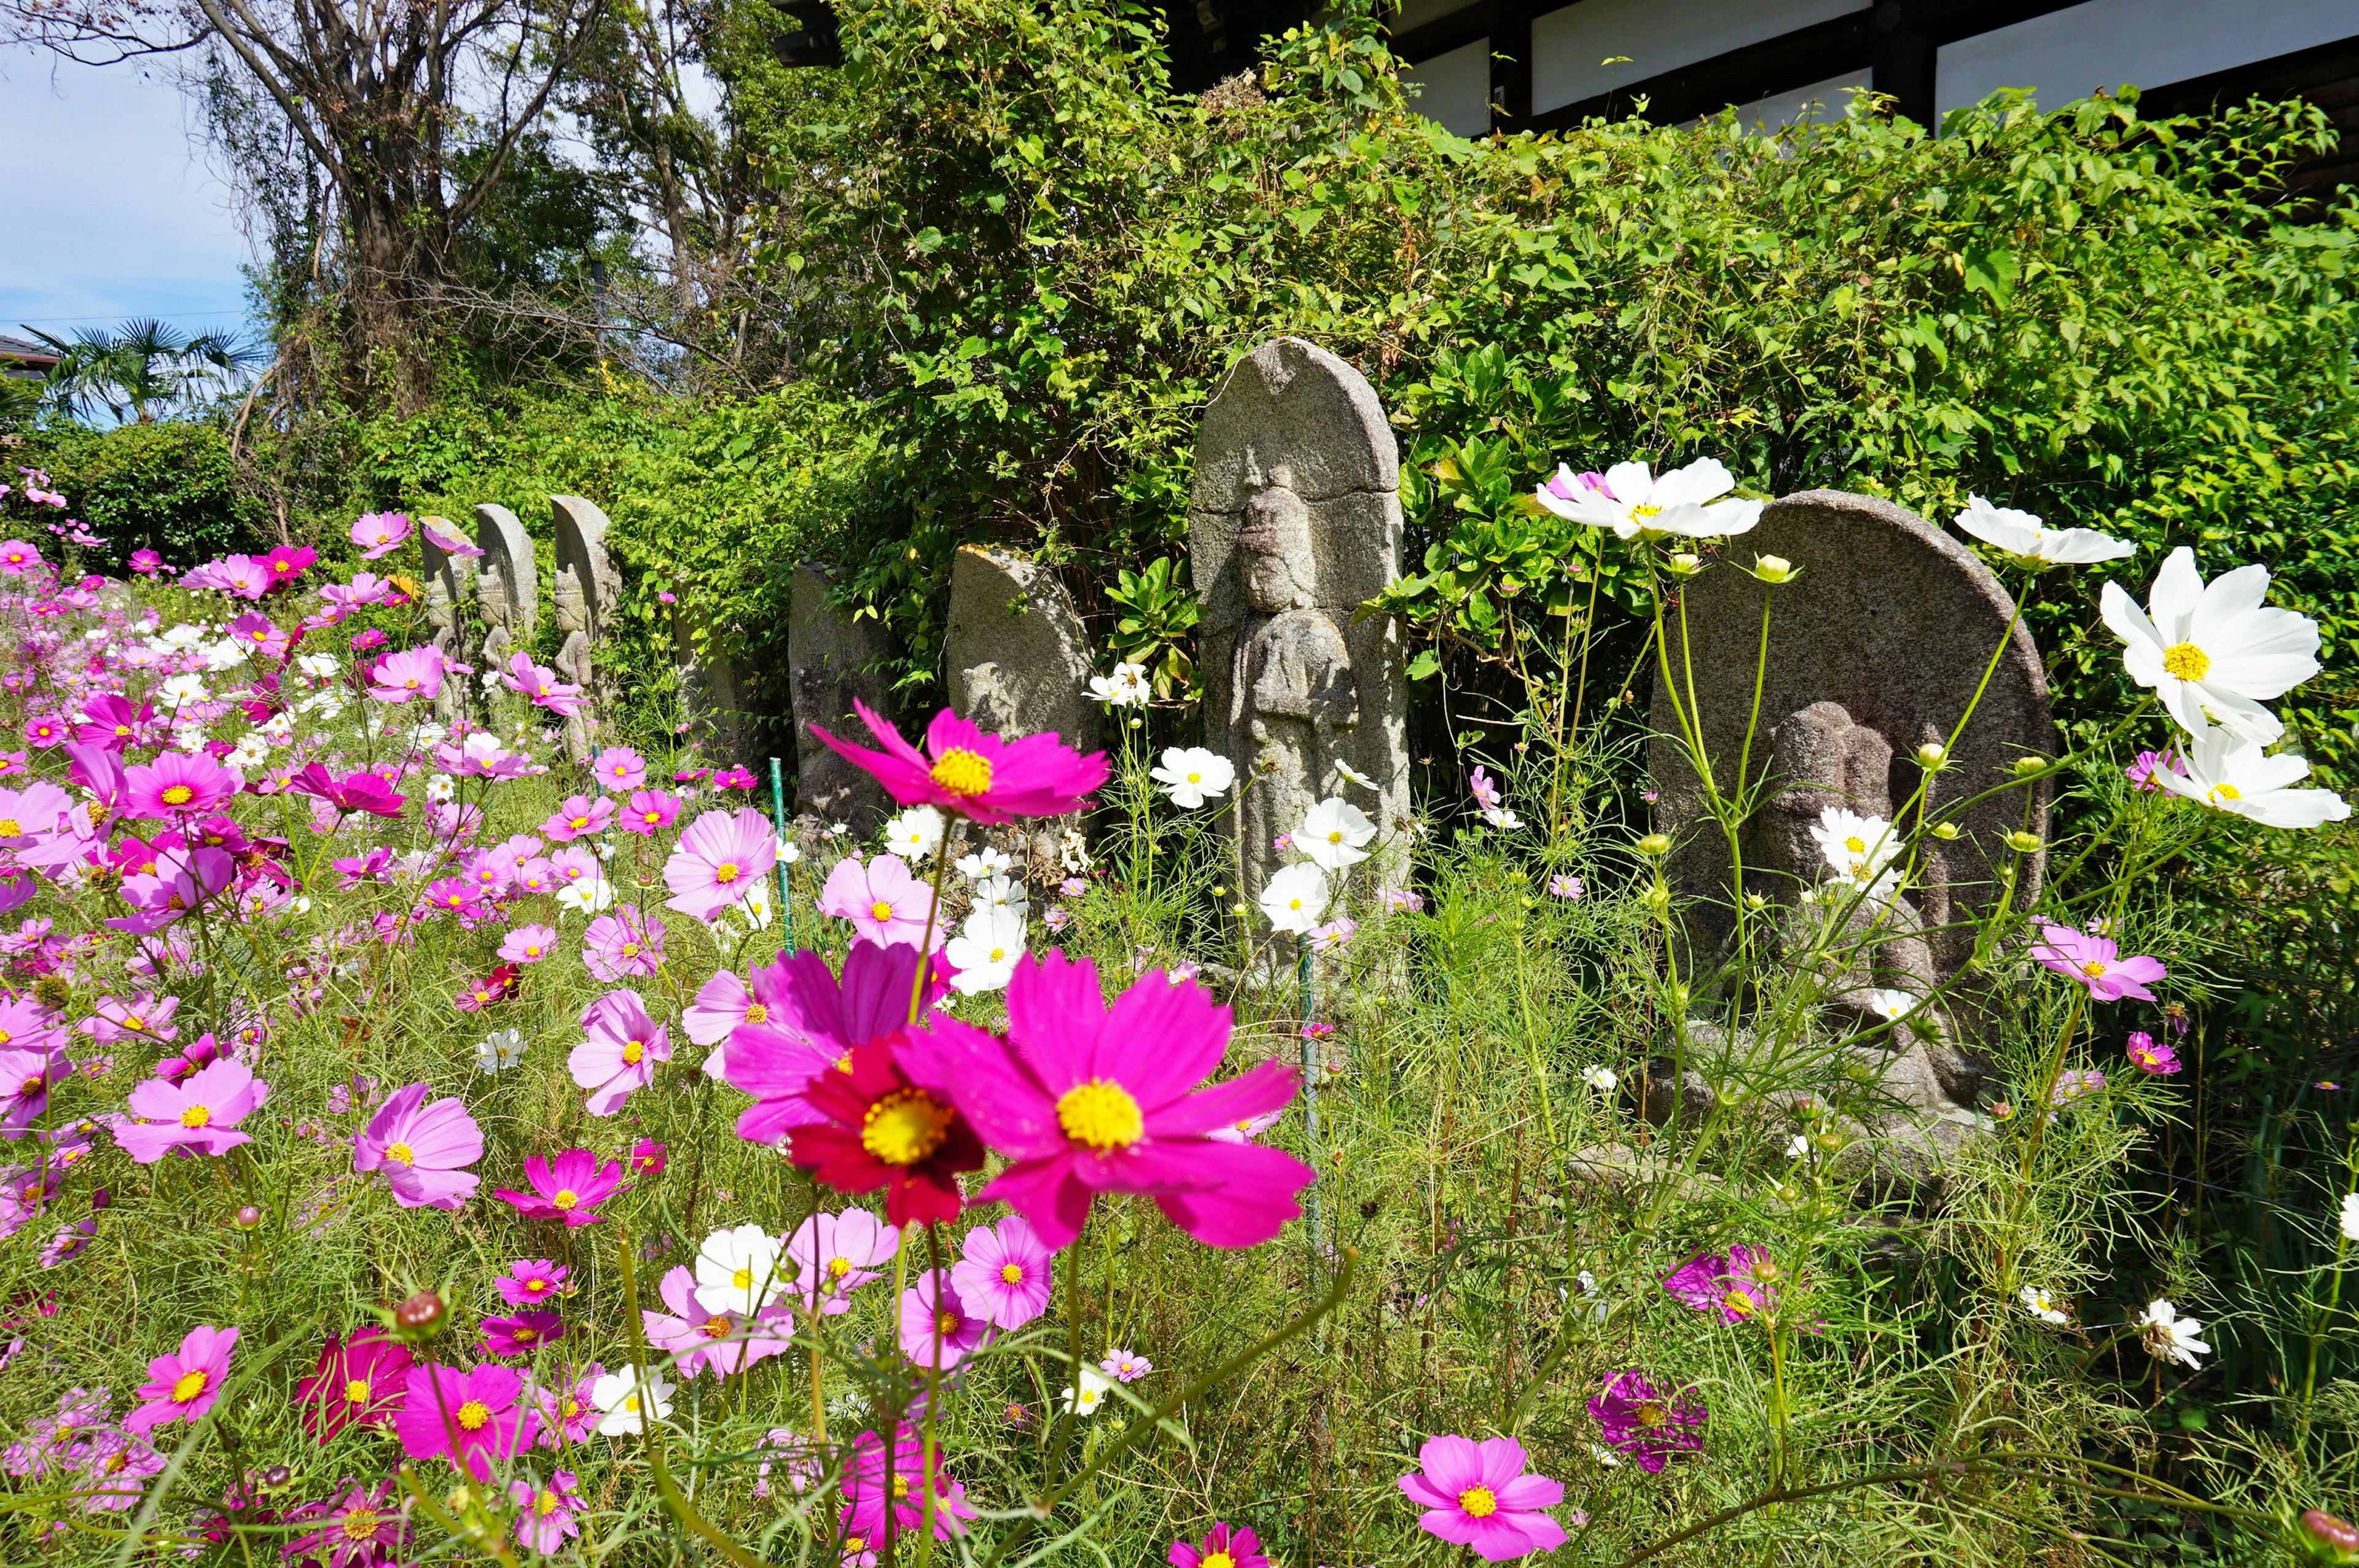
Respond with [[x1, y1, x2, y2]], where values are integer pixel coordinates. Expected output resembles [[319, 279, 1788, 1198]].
[[769, 755, 796, 947]]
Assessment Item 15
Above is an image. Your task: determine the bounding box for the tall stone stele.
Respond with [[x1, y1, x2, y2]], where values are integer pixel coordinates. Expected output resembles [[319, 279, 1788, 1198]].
[[416, 515, 475, 721], [472, 502, 538, 679], [1648, 489, 2055, 1187], [550, 496, 620, 763], [786, 563, 898, 833], [1189, 338, 1411, 922]]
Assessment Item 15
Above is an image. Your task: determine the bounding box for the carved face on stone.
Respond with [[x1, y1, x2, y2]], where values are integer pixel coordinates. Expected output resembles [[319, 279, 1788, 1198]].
[[1238, 485, 1315, 612]]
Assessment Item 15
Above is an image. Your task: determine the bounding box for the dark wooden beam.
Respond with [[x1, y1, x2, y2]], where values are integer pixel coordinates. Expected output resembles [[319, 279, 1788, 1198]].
[[1489, 0, 1535, 131], [1390, 3, 1489, 70], [2136, 31, 2359, 208]]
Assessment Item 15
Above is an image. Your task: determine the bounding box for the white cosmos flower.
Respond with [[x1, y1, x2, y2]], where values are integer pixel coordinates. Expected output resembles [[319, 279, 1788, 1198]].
[[158, 673, 210, 705], [2149, 726, 2350, 831], [1532, 457, 1762, 541], [695, 1223, 786, 1315], [474, 1028, 526, 1072], [1865, 989, 1919, 1023], [1784, 1134, 1811, 1160], [1483, 805, 1523, 832], [1259, 863, 1331, 934], [729, 880, 777, 933], [200, 639, 250, 671], [2019, 1285, 2068, 1325], [2100, 546, 2320, 744], [1296, 797, 1375, 871], [945, 905, 1025, 994], [1061, 1365, 1114, 1416], [1953, 496, 2134, 571], [971, 873, 1028, 915], [2341, 1193, 2359, 1243], [883, 806, 945, 859], [2134, 1298, 2210, 1369], [1809, 807, 1900, 889], [1087, 662, 1150, 708], [1151, 747, 1235, 808], [296, 652, 340, 679], [590, 1365, 675, 1435], [554, 876, 616, 915], [1580, 1064, 1617, 1091], [1334, 760, 1377, 790], [955, 846, 1012, 880], [1586, 1441, 1624, 1469]]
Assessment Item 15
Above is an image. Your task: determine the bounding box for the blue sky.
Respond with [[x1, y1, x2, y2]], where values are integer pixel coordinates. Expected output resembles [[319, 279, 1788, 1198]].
[[1, 47, 255, 346]]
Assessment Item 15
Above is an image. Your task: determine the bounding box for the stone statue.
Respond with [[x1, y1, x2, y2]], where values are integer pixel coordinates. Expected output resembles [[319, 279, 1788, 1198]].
[[1647, 488, 2055, 1192], [417, 515, 472, 722], [787, 563, 897, 833], [550, 496, 620, 762], [1189, 338, 1410, 921], [473, 502, 538, 677], [671, 584, 745, 768]]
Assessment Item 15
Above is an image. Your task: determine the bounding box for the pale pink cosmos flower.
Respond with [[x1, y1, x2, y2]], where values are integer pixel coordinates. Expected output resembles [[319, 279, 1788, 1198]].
[[642, 1266, 794, 1379], [663, 808, 780, 922], [2032, 922, 2167, 1003], [114, 1059, 267, 1163], [527, 1364, 603, 1448], [419, 515, 485, 558], [569, 989, 670, 1117], [1205, 1109, 1284, 1145], [367, 647, 445, 705], [353, 1082, 483, 1209], [1100, 1347, 1152, 1382], [816, 853, 942, 949], [897, 1268, 990, 1370], [501, 652, 584, 717], [785, 1209, 901, 1317], [950, 1214, 1054, 1330], [593, 747, 647, 792], [350, 511, 413, 560], [125, 1325, 240, 1435], [499, 924, 560, 964], [542, 795, 613, 842], [584, 907, 665, 981]]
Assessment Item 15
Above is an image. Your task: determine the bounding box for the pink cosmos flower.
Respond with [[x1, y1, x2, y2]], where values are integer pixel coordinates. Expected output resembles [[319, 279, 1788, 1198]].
[[662, 808, 780, 921], [114, 1059, 267, 1163], [1662, 1244, 1782, 1324], [584, 907, 666, 981], [630, 1139, 667, 1176], [2126, 1030, 2182, 1074], [353, 1082, 483, 1209], [423, 876, 487, 921], [786, 1209, 901, 1317], [569, 989, 670, 1117], [507, 1470, 584, 1554], [125, 1325, 240, 1435], [420, 515, 485, 558], [593, 747, 647, 792], [2126, 749, 2182, 792], [620, 789, 681, 835], [122, 753, 240, 819], [225, 610, 290, 661], [481, 1311, 566, 1357], [495, 1260, 572, 1308], [949, 1214, 1054, 1330], [724, 940, 950, 1144], [500, 924, 560, 965], [0, 541, 41, 575], [0, 1048, 69, 1137], [367, 647, 445, 705], [642, 1266, 794, 1379], [1589, 1370, 1707, 1472], [817, 853, 942, 949], [350, 511, 413, 560], [0, 779, 73, 845], [295, 1327, 412, 1439], [1468, 765, 1502, 811], [542, 794, 614, 842], [841, 1424, 977, 1543], [1205, 1109, 1283, 1145], [812, 699, 1109, 825], [1100, 1348, 1152, 1382], [904, 951, 1313, 1250], [686, 968, 759, 1072], [79, 1429, 166, 1512], [1169, 1523, 1271, 1568], [287, 1478, 405, 1566], [1399, 1434, 1568, 1561], [394, 1363, 538, 1481], [264, 544, 316, 585], [493, 1149, 627, 1226], [286, 764, 405, 818], [527, 1364, 603, 1448], [501, 652, 584, 716], [898, 1268, 990, 1370], [512, 858, 558, 896], [2032, 922, 2167, 1002]]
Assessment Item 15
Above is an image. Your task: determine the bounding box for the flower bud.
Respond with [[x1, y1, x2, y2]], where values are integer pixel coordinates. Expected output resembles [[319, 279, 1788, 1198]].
[[1929, 822, 1962, 841], [1751, 555, 1796, 583], [1635, 833, 1671, 857], [1664, 552, 1702, 577], [1638, 883, 1671, 913], [2301, 1509, 2359, 1564], [1988, 1101, 2014, 1122], [1913, 743, 1947, 770], [232, 1205, 262, 1231], [2005, 830, 2043, 854], [394, 1289, 447, 1338], [2012, 755, 2047, 778]]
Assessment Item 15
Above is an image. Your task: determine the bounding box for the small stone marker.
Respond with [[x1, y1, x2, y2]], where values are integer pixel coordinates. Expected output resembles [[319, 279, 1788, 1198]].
[[1189, 337, 1412, 921], [550, 495, 620, 762], [786, 563, 897, 832], [473, 502, 538, 677]]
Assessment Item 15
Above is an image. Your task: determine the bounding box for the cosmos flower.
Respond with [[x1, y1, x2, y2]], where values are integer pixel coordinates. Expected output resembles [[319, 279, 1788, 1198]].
[[481, 1311, 565, 1357], [816, 853, 943, 950], [786, 1037, 984, 1228], [583, 907, 666, 982], [642, 1265, 794, 1379], [2134, 1298, 2210, 1369], [593, 747, 647, 793], [2100, 545, 2320, 744], [1951, 496, 2134, 571], [353, 1082, 483, 1209], [1151, 747, 1234, 808], [2125, 1031, 2181, 1075], [662, 808, 780, 922], [1397, 1433, 1569, 1562], [1661, 1245, 1782, 1324], [1294, 797, 1375, 872], [501, 652, 585, 717], [122, 752, 240, 819], [949, 1214, 1054, 1330], [499, 924, 558, 965], [367, 647, 446, 706], [350, 511, 413, 560], [724, 940, 951, 1145], [883, 805, 947, 859], [542, 794, 615, 843], [1532, 456, 1761, 541], [295, 1327, 412, 1439], [1258, 863, 1331, 935], [2032, 923, 2166, 1003], [495, 1260, 571, 1308], [568, 990, 670, 1118], [1809, 806, 1901, 894], [897, 1268, 990, 1370], [620, 789, 681, 835], [1100, 1348, 1152, 1383], [1589, 1370, 1706, 1472], [113, 1059, 267, 1163], [904, 951, 1313, 1250], [812, 700, 1109, 825], [507, 1470, 584, 1554], [840, 1424, 976, 1542], [944, 905, 1025, 994], [2019, 1285, 2068, 1325], [286, 1478, 406, 1566], [395, 1363, 539, 1480], [1168, 1523, 1270, 1568], [786, 1209, 901, 1317], [694, 1223, 788, 1316], [493, 1149, 627, 1227], [589, 1365, 673, 1436], [125, 1324, 240, 1435], [2147, 725, 2350, 830]]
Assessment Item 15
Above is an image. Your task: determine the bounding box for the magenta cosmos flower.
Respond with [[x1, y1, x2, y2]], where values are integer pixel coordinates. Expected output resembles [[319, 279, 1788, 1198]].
[[350, 510, 413, 560], [288, 1478, 406, 1566], [481, 1311, 566, 1357], [813, 699, 1109, 825], [542, 794, 614, 843], [494, 1149, 627, 1226], [904, 951, 1313, 1250], [723, 939, 950, 1144], [125, 1324, 240, 1435], [2126, 1030, 2183, 1074], [620, 789, 681, 835], [394, 1363, 539, 1481], [663, 808, 780, 921], [2032, 922, 2167, 1002], [1590, 1370, 1707, 1473], [817, 853, 942, 949], [495, 1259, 571, 1308], [1662, 1244, 1782, 1324], [569, 989, 670, 1117], [1398, 1435, 1568, 1561], [296, 1327, 412, 1440], [353, 1082, 483, 1209], [949, 1214, 1054, 1330], [114, 1059, 267, 1163], [1169, 1523, 1272, 1568], [898, 1268, 990, 1370], [122, 753, 240, 819], [841, 1424, 977, 1543]]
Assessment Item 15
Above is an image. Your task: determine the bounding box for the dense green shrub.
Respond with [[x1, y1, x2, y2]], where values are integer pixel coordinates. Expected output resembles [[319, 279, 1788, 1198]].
[[11, 419, 272, 571]]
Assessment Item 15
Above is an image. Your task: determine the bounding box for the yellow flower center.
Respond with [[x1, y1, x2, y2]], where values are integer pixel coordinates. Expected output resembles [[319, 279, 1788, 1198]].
[[714, 862, 740, 884], [829, 1257, 852, 1279], [703, 1314, 732, 1338], [170, 1370, 209, 1403], [744, 1002, 769, 1024], [512, 1325, 538, 1343], [160, 784, 194, 806], [1326, 830, 1344, 843], [2210, 783, 2242, 802], [552, 1189, 579, 1210], [0, 821, 15, 837], [342, 1377, 374, 1403], [622, 1040, 645, 1065], [384, 1141, 414, 1166], [1055, 1079, 1144, 1151], [1202, 1553, 1235, 1568], [2080, 960, 2108, 979], [1186, 771, 1202, 784], [732, 1266, 755, 1289], [1000, 1263, 1025, 1284], [1635, 1400, 1667, 1426], [526, 1278, 549, 1295], [929, 747, 994, 796], [16, 1074, 40, 1098], [537, 1489, 562, 1517], [620, 941, 640, 956], [862, 1087, 956, 1164], [892, 1476, 912, 1499], [1844, 835, 1866, 854], [342, 1513, 382, 1542], [1725, 1286, 1757, 1315], [2161, 641, 2210, 681], [870, 900, 895, 922], [179, 1104, 211, 1129], [1458, 1485, 1498, 1518], [456, 1400, 490, 1430], [937, 1310, 961, 1335]]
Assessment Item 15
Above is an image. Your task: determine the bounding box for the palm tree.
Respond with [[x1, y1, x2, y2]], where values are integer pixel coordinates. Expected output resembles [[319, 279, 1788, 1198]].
[[24, 319, 266, 424]]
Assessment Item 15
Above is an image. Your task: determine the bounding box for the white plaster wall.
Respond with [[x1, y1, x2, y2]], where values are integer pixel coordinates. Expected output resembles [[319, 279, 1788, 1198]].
[[1406, 35, 1495, 137], [1702, 70, 1873, 131], [1936, 0, 2359, 119], [1532, 0, 1871, 114]]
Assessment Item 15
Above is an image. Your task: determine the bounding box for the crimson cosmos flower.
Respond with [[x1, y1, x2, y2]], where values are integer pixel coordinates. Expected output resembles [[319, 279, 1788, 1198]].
[[787, 1037, 983, 1228], [295, 1327, 412, 1439], [811, 699, 1108, 825]]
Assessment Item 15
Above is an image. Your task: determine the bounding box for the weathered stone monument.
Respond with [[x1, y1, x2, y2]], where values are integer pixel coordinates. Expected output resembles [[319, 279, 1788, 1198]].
[[671, 584, 745, 768], [1646, 488, 2055, 1193], [473, 503, 538, 678], [1188, 337, 1412, 918], [416, 516, 473, 722], [550, 496, 619, 762], [786, 563, 896, 832]]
